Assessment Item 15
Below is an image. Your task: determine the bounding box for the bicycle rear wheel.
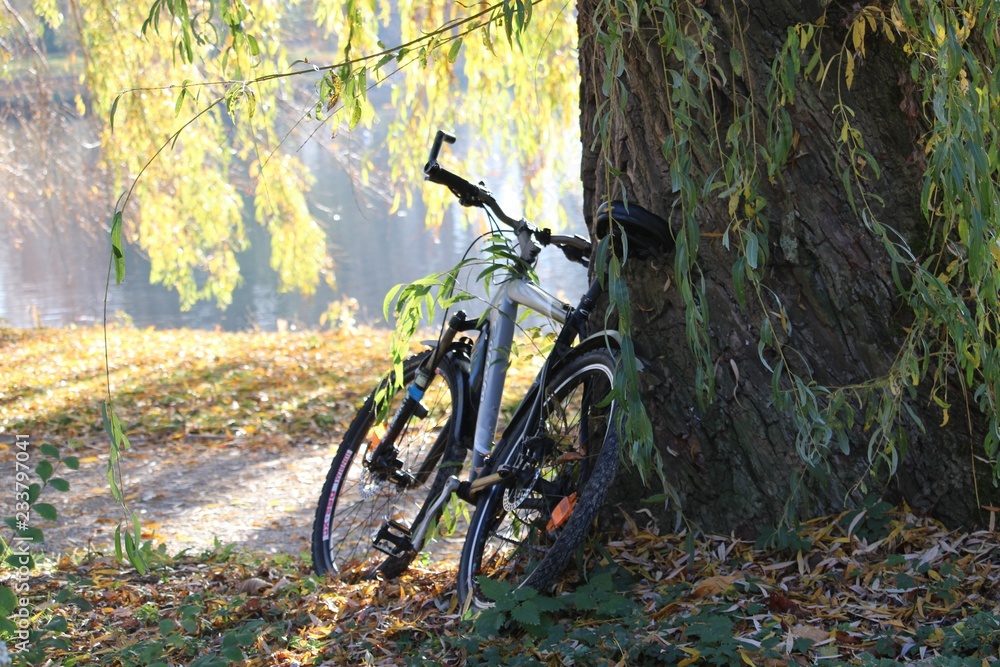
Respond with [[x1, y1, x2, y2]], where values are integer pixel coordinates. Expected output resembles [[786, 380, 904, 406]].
[[311, 351, 465, 580], [457, 348, 620, 608]]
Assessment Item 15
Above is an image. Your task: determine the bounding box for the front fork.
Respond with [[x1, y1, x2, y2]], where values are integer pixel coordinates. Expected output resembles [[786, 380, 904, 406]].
[[366, 309, 471, 482]]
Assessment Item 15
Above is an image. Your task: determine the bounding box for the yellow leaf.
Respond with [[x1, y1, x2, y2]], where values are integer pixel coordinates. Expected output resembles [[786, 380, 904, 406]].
[[931, 16, 947, 45], [924, 627, 945, 646], [792, 624, 830, 643], [845, 54, 855, 89], [678, 647, 701, 667], [852, 19, 865, 52], [693, 574, 743, 598]]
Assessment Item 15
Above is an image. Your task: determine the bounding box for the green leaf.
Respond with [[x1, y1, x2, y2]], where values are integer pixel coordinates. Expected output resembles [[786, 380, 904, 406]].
[[111, 210, 126, 284], [45, 615, 68, 632], [476, 575, 513, 603], [376, 53, 397, 74], [246, 34, 260, 58], [33, 502, 58, 521], [510, 601, 542, 627], [448, 39, 463, 63], [174, 86, 188, 115], [122, 513, 148, 574], [0, 585, 16, 615], [102, 401, 131, 453], [223, 0, 248, 26], [49, 478, 70, 492], [897, 0, 917, 29], [221, 646, 244, 661], [62, 456, 80, 470], [114, 524, 125, 562], [349, 100, 362, 130], [109, 93, 123, 132], [6, 552, 35, 568], [729, 47, 743, 76], [40, 443, 59, 458], [744, 231, 759, 269], [35, 459, 54, 482], [16, 526, 44, 544]]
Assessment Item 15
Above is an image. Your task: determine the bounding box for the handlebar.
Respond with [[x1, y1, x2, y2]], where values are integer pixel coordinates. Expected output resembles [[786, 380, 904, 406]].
[[427, 130, 456, 163], [422, 130, 591, 266]]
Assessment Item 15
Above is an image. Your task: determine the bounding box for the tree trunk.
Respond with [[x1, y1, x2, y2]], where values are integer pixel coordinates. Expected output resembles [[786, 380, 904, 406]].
[[577, 0, 999, 534]]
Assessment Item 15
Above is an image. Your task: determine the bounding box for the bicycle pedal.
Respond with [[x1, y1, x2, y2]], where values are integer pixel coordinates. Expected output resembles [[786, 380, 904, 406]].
[[372, 520, 414, 557]]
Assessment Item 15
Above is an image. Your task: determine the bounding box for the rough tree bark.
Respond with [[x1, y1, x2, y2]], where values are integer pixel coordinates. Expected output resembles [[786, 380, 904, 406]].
[[577, 0, 1000, 534]]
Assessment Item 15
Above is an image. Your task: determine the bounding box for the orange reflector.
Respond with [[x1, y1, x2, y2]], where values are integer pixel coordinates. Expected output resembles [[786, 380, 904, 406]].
[[546, 493, 578, 532]]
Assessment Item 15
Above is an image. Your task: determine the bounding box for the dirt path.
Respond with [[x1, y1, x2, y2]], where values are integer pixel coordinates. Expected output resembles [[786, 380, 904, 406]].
[[31, 437, 333, 558], [22, 436, 467, 568]]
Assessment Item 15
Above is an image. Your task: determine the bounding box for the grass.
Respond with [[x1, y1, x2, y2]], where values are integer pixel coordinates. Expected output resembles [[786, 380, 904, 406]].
[[1, 325, 999, 666]]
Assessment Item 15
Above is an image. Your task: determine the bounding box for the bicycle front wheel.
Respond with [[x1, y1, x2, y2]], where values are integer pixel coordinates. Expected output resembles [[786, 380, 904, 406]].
[[457, 348, 620, 608], [311, 351, 465, 580]]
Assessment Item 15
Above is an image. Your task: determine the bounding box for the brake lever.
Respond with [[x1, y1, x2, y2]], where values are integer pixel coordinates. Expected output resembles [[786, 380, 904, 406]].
[[561, 245, 590, 267]]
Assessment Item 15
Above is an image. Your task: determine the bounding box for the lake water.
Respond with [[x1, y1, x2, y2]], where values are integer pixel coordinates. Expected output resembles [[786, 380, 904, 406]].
[[0, 112, 588, 332]]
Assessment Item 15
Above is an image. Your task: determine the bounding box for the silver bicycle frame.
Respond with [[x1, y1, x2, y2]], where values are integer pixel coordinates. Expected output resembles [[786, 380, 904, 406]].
[[470, 276, 569, 473], [407, 227, 570, 551], [465, 221, 576, 475]]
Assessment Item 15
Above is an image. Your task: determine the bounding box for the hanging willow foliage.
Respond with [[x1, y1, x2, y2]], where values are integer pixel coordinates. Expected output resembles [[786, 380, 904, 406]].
[[582, 0, 1000, 488], [1, 0, 580, 310]]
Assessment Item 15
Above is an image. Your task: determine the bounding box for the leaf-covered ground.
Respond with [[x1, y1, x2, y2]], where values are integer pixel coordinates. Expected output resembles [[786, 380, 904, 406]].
[[2, 326, 1000, 666], [1, 324, 399, 448], [9, 511, 1000, 666]]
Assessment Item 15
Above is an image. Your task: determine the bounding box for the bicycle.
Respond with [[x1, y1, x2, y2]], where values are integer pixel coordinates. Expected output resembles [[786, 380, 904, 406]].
[[311, 130, 672, 608]]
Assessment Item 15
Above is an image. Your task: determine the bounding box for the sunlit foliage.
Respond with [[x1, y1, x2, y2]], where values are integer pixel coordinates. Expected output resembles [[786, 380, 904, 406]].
[[0, 0, 579, 310]]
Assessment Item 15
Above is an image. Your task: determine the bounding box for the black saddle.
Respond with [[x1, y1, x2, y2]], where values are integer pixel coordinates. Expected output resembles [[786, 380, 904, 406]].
[[594, 201, 673, 259]]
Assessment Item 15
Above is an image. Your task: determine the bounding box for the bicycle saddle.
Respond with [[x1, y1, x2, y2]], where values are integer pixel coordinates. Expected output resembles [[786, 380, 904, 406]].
[[595, 201, 674, 259]]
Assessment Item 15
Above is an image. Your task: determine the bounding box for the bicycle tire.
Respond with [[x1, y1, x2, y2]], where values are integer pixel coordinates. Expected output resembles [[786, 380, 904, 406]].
[[457, 347, 620, 608], [311, 351, 466, 580]]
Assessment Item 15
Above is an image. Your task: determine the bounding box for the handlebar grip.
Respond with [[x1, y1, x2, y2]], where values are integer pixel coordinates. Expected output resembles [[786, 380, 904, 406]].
[[427, 130, 456, 167], [424, 163, 480, 203]]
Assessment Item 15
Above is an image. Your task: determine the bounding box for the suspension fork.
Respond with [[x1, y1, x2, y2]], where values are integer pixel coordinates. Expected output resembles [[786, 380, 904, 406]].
[[367, 310, 470, 478]]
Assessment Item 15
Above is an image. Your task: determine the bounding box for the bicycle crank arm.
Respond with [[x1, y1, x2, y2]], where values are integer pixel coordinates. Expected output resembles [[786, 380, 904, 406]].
[[461, 465, 514, 500], [407, 476, 463, 552]]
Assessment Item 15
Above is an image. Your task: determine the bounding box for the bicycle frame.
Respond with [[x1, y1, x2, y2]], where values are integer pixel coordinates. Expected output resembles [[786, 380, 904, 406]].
[[469, 273, 569, 474], [400, 229, 609, 556]]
